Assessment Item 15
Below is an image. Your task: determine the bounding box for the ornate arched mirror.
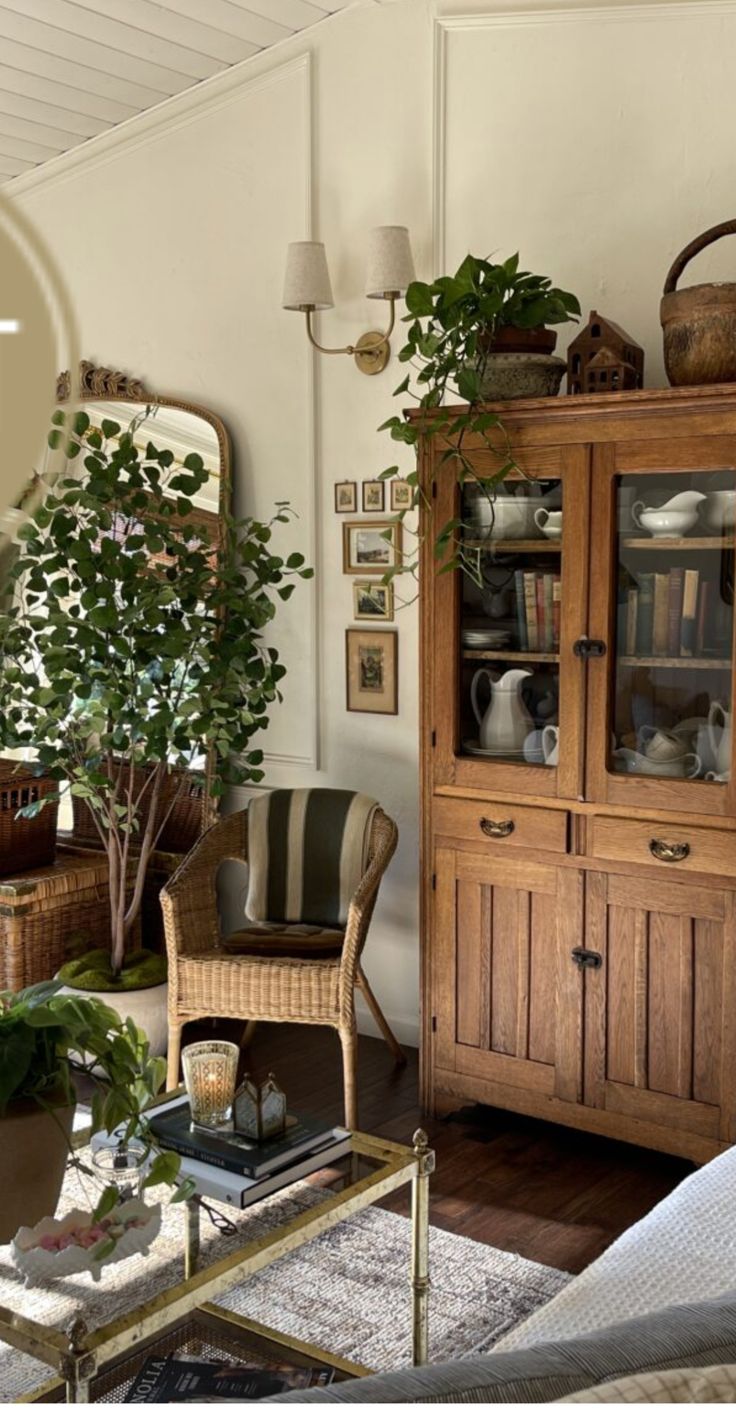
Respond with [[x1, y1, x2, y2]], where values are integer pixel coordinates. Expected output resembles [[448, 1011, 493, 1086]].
[[52, 360, 233, 841]]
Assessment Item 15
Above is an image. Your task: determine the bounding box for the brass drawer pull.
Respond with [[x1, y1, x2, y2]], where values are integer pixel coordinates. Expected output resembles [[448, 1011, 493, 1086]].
[[649, 838, 690, 863], [479, 817, 514, 838]]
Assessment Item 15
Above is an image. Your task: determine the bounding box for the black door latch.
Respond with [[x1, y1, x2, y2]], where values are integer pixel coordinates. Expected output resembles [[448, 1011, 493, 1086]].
[[571, 947, 603, 969], [573, 637, 607, 658]]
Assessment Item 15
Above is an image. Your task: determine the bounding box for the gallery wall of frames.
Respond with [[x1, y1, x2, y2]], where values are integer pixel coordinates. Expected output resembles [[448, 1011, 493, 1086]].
[[335, 479, 411, 716]]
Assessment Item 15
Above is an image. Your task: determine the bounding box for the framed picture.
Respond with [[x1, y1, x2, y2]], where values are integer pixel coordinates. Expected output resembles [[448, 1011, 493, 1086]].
[[346, 628, 398, 715], [362, 479, 385, 512], [353, 579, 394, 622], [334, 480, 357, 513], [390, 479, 413, 512], [342, 519, 402, 576]]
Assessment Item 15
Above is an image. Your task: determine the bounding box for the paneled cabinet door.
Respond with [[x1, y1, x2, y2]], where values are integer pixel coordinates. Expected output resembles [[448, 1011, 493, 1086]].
[[584, 871, 736, 1148], [586, 437, 736, 818], [433, 848, 584, 1103]]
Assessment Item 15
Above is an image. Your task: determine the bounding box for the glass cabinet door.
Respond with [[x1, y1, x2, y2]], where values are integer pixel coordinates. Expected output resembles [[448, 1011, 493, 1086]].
[[430, 446, 589, 801], [587, 445, 736, 817]]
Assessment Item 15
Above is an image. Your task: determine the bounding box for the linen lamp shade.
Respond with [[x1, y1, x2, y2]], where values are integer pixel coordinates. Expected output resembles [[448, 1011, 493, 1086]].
[[365, 226, 415, 299], [282, 241, 334, 311]]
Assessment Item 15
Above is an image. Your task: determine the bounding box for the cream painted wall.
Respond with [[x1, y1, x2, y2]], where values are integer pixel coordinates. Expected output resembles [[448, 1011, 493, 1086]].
[[10, 0, 736, 1047]]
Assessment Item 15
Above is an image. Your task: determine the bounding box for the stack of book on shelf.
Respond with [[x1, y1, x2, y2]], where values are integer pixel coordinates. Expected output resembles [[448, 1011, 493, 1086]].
[[513, 569, 561, 652], [622, 569, 730, 659], [142, 1097, 351, 1209]]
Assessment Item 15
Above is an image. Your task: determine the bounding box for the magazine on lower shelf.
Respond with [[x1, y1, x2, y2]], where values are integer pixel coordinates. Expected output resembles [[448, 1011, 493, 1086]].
[[126, 1352, 335, 1402]]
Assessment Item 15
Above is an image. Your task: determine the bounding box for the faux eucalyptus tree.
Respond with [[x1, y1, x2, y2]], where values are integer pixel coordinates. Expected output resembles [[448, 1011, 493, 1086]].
[[378, 253, 580, 584], [0, 409, 311, 979]]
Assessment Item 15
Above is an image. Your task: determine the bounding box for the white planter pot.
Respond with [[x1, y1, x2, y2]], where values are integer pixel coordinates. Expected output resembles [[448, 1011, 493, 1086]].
[[56, 980, 169, 1058]]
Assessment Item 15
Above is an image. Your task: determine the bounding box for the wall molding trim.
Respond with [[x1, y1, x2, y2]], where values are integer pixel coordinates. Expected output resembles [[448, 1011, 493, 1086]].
[[433, 0, 736, 274]]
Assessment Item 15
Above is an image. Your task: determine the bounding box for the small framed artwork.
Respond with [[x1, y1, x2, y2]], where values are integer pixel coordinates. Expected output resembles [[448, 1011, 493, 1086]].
[[334, 480, 357, 513], [390, 479, 413, 512], [362, 479, 385, 512], [342, 519, 402, 576], [353, 579, 394, 622], [346, 628, 398, 715]]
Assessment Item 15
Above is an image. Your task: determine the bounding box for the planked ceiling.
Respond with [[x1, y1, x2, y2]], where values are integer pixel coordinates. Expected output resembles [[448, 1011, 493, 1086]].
[[0, 0, 360, 186]]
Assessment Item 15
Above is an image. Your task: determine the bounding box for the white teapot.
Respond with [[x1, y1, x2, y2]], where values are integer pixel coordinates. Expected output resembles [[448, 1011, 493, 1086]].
[[471, 667, 533, 753]]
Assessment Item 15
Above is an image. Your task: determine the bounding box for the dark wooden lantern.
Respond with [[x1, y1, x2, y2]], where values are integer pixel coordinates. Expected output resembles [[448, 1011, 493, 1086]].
[[567, 310, 644, 395]]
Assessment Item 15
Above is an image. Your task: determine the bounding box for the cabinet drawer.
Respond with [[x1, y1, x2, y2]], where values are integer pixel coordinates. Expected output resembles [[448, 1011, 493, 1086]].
[[591, 815, 736, 879], [433, 796, 569, 855]]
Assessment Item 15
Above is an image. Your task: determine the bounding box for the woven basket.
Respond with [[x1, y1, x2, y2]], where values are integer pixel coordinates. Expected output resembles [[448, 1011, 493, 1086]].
[[0, 761, 58, 879], [71, 766, 205, 855], [0, 848, 140, 991]]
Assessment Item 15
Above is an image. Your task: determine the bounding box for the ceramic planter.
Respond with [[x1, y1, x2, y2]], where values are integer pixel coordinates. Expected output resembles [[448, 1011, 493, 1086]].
[[0, 1096, 75, 1244], [56, 980, 169, 1058], [475, 352, 566, 400]]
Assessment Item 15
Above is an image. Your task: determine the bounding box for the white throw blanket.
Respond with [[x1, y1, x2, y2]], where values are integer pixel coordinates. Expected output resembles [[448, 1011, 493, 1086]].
[[496, 1143, 736, 1352]]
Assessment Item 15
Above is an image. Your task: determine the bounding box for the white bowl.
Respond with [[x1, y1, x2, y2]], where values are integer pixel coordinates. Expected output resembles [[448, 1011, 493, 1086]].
[[469, 497, 539, 540], [700, 490, 736, 533]]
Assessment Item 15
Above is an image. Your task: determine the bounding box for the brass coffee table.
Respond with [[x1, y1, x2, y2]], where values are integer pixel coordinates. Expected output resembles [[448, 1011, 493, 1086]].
[[0, 1128, 434, 1403]]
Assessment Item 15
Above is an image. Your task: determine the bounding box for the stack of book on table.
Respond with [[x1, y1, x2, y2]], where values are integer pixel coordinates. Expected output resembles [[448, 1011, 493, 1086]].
[[145, 1096, 351, 1209]]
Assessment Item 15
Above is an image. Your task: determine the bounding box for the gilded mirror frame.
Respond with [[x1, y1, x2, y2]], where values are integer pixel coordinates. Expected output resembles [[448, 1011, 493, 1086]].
[[56, 359, 232, 526]]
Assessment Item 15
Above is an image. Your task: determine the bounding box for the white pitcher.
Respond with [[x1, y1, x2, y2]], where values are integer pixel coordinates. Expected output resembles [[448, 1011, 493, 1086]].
[[471, 667, 533, 752], [708, 701, 732, 775]]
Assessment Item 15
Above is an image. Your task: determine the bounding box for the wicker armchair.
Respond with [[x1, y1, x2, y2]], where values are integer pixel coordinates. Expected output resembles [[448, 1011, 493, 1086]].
[[161, 805, 403, 1129]]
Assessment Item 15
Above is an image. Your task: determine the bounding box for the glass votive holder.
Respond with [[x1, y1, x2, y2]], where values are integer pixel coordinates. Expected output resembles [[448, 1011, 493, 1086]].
[[182, 1040, 239, 1129], [92, 1140, 147, 1200]]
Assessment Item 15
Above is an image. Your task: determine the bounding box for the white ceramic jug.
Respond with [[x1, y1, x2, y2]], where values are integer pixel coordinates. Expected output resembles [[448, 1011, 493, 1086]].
[[542, 723, 559, 766], [471, 667, 533, 752], [708, 701, 732, 775]]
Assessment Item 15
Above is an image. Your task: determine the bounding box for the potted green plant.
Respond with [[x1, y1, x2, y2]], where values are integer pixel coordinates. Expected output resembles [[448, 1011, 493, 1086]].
[[0, 979, 187, 1244], [0, 411, 311, 1050], [378, 252, 580, 583]]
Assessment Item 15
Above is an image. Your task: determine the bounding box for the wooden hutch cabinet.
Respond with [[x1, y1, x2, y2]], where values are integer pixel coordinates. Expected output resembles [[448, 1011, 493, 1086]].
[[417, 385, 736, 1164]]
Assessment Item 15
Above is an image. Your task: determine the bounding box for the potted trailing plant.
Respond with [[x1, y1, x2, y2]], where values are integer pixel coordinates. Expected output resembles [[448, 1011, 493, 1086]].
[[378, 252, 579, 584], [0, 979, 188, 1244], [0, 410, 311, 1050]]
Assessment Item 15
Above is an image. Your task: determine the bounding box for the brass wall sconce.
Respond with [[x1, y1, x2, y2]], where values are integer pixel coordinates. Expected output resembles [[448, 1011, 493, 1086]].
[[282, 225, 415, 375]]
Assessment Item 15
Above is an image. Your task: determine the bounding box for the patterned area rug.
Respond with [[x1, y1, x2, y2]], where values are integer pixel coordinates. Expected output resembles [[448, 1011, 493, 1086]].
[[0, 1161, 571, 1400]]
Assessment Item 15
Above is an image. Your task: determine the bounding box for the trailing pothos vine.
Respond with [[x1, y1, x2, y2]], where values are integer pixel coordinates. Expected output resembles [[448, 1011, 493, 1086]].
[[377, 253, 579, 589]]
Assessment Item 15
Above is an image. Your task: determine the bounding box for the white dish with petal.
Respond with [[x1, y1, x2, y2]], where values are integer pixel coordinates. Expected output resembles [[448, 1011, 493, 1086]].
[[11, 1198, 161, 1285]]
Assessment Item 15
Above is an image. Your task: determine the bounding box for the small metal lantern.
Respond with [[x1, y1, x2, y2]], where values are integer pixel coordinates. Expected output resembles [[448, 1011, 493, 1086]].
[[233, 1072, 287, 1142]]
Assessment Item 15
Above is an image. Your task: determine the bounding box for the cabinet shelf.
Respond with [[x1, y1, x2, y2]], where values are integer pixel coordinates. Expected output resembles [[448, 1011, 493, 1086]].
[[621, 535, 735, 551], [462, 649, 560, 663], [463, 537, 562, 553], [619, 655, 732, 670]]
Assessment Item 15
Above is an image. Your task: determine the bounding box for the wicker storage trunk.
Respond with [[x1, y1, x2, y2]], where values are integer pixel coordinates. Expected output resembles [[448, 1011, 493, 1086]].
[[0, 850, 116, 991], [71, 768, 205, 855], [0, 761, 58, 878]]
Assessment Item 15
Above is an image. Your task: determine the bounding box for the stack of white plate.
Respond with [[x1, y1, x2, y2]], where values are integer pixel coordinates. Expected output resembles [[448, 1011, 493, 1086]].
[[461, 627, 511, 650]]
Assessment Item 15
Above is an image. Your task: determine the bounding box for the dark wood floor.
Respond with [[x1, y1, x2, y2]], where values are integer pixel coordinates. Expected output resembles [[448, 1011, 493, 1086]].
[[185, 1020, 693, 1277]]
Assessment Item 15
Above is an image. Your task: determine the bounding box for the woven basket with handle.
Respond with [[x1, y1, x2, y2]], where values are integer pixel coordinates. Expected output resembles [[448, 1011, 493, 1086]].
[[661, 219, 736, 385]]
